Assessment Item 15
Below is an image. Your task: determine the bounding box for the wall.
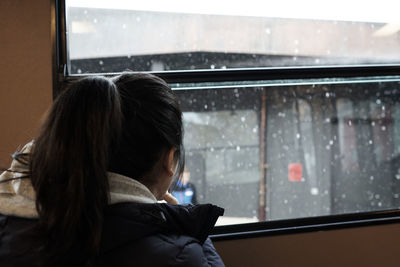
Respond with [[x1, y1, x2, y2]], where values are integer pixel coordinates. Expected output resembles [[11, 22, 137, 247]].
[[0, 0, 53, 165], [214, 222, 400, 267]]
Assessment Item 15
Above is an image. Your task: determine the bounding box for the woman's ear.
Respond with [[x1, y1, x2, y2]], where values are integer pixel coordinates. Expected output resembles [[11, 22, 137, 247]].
[[163, 148, 177, 177]]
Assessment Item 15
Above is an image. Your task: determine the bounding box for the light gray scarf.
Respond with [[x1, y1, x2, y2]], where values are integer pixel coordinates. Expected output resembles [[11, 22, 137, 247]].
[[0, 142, 156, 218]]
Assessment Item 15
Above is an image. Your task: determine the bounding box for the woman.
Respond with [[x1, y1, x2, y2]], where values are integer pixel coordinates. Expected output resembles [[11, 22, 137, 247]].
[[0, 73, 224, 266]]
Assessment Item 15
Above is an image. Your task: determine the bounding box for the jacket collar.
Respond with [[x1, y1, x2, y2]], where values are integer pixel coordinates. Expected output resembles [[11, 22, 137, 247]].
[[101, 202, 224, 252]]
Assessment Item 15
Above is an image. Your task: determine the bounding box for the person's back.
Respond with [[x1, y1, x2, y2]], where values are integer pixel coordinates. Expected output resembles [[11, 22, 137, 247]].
[[0, 73, 224, 266], [0, 200, 223, 267], [99, 202, 223, 267]]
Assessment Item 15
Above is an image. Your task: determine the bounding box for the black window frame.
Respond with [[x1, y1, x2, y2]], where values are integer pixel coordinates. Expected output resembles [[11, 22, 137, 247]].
[[54, 0, 400, 240]]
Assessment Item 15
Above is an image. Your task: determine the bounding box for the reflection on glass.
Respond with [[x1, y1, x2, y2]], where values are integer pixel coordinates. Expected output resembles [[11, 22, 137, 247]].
[[176, 81, 400, 225], [66, 1, 400, 73]]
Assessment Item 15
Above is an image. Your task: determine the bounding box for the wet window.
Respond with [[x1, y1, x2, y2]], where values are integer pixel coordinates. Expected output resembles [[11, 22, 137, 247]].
[[175, 80, 400, 224], [66, 0, 400, 74], [64, 1, 400, 226]]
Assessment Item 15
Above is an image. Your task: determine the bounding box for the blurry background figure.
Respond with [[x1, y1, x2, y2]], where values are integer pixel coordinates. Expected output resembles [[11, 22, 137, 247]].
[[171, 169, 197, 204]]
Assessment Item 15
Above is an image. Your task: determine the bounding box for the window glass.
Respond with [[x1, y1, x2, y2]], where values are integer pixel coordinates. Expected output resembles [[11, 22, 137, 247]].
[[175, 79, 400, 225], [66, 0, 400, 74], [63, 1, 400, 227]]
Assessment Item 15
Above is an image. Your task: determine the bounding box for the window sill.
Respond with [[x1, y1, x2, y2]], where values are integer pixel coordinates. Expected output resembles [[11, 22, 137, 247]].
[[211, 210, 400, 241]]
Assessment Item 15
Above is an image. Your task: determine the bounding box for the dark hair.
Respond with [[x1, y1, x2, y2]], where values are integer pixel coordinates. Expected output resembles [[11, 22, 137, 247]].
[[30, 76, 122, 265], [110, 72, 185, 184], [19, 73, 184, 265]]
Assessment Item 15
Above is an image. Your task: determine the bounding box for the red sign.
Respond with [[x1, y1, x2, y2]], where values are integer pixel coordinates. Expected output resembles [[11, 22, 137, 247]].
[[288, 163, 302, 182]]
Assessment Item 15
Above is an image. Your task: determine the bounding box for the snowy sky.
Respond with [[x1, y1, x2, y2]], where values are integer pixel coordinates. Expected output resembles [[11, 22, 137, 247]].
[[67, 0, 400, 23]]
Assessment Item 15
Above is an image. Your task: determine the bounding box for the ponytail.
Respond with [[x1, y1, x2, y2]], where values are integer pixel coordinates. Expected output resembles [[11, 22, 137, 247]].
[[30, 76, 121, 265]]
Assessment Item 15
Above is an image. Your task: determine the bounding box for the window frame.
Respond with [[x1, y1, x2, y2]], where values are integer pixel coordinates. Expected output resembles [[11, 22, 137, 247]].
[[54, 0, 400, 239]]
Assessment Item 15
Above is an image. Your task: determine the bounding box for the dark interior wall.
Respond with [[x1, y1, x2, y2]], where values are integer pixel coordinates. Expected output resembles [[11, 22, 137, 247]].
[[0, 0, 53, 165]]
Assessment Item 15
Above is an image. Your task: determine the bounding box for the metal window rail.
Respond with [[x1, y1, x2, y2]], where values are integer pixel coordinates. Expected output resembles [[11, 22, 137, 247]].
[[211, 210, 400, 240]]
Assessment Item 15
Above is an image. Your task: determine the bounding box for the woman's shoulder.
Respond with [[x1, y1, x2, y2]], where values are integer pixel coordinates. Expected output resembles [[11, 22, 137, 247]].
[[99, 232, 206, 267], [99, 203, 225, 266], [0, 214, 41, 267]]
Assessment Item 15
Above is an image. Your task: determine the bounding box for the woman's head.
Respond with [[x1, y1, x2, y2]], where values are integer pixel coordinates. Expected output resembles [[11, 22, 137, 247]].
[[110, 73, 184, 196], [28, 72, 184, 264]]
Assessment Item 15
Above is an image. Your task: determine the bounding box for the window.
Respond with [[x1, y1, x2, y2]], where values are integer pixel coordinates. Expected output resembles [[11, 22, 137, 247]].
[[60, 0, 400, 231], [176, 79, 400, 225], [66, 0, 400, 73]]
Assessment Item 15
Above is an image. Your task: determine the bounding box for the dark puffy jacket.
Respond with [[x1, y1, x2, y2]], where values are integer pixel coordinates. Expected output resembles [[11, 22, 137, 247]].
[[0, 203, 225, 267]]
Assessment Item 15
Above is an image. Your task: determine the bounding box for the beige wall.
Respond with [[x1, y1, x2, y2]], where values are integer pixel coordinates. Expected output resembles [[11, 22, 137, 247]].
[[0, 0, 53, 165], [1, 1, 400, 266], [214, 223, 400, 266]]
